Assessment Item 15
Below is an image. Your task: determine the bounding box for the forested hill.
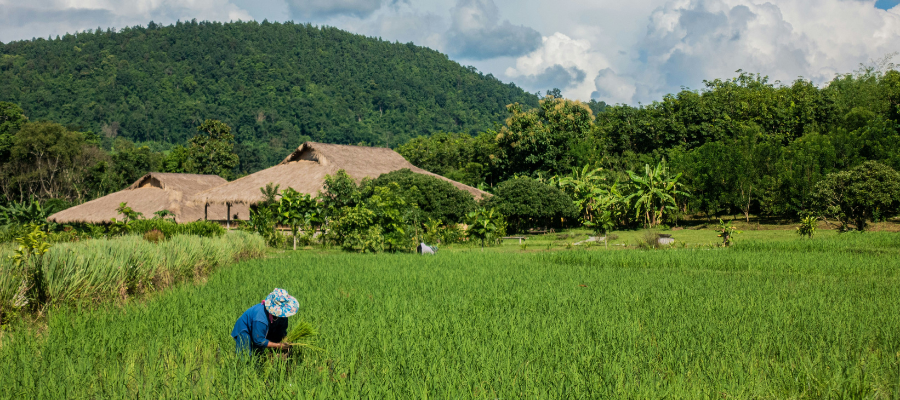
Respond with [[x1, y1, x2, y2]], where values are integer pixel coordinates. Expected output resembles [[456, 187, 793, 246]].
[[0, 20, 538, 172]]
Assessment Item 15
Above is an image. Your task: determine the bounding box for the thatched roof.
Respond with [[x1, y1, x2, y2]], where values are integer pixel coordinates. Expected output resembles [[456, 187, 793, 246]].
[[49, 173, 249, 224], [197, 142, 489, 205]]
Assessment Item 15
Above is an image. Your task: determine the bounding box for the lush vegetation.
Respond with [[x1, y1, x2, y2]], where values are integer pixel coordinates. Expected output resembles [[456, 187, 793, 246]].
[[244, 170, 491, 253], [2, 233, 898, 397], [4, 24, 899, 232], [0, 20, 538, 174], [0, 231, 265, 325], [482, 177, 577, 233], [813, 160, 900, 231], [365, 169, 478, 224], [399, 67, 900, 226], [0, 106, 242, 204]]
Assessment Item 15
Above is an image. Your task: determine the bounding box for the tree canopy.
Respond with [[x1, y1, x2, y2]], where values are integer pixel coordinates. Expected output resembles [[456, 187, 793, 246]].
[[364, 168, 477, 224], [0, 20, 538, 174]]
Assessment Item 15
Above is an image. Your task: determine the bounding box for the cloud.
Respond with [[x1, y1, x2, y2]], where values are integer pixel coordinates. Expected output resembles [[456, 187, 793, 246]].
[[514, 64, 587, 93], [285, 0, 390, 20], [591, 68, 637, 104], [0, 0, 253, 43], [444, 0, 542, 59], [611, 0, 900, 103], [504, 32, 609, 99], [323, 5, 448, 50]]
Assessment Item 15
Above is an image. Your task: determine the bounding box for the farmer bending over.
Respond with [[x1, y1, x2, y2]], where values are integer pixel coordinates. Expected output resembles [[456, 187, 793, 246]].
[[231, 288, 298, 355]]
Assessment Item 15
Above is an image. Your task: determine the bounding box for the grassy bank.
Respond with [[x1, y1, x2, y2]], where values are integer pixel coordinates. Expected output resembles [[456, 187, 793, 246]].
[[0, 231, 266, 324], [1, 232, 898, 398]]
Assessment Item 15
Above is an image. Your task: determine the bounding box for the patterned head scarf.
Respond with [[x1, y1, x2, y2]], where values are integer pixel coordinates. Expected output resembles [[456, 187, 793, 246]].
[[264, 288, 299, 318]]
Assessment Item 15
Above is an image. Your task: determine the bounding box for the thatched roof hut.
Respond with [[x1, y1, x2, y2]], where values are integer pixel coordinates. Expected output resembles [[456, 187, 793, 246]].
[[48, 173, 249, 224], [197, 142, 489, 207]]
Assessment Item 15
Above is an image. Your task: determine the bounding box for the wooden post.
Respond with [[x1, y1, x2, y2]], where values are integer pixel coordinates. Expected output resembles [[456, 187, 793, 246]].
[[226, 203, 231, 229], [204, 203, 208, 221]]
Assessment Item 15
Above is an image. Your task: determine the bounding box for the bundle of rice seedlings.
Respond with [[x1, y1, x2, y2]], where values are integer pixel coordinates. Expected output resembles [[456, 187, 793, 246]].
[[284, 320, 323, 352]]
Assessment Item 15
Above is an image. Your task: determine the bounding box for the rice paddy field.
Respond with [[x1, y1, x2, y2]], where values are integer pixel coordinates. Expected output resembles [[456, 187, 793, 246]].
[[2, 231, 900, 398]]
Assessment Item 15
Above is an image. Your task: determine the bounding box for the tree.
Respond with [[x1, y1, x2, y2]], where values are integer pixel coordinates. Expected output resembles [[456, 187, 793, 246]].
[[1, 122, 89, 202], [277, 187, 320, 250], [396, 131, 503, 187], [320, 170, 361, 214], [109, 139, 164, 189], [245, 184, 282, 247], [0, 21, 538, 174], [365, 169, 477, 223], [813, 161, 900, 231], [0, 102, 28, 162], [184, 119, 239, 179], [496, 96, 594, 177], [482, 177, 578, 233], [364, 183, 414, 252], [326, 183, 413, 253]]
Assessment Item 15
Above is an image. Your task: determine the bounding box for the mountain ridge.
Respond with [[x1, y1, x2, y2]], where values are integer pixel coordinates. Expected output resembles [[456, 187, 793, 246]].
[[0, 20, 538, 172]]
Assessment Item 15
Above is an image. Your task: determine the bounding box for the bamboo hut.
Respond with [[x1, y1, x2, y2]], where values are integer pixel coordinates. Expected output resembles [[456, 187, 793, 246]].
[[196, 142, 489, 215], [48, 172, 249, 224]]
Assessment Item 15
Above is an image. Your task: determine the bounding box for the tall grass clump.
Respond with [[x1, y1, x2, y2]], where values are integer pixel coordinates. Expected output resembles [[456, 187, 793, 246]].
[[0, 231, 265, 323]]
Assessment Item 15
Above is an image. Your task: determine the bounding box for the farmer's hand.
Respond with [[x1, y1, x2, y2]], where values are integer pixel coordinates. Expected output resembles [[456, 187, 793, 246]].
[[280, 342, 291, 351]]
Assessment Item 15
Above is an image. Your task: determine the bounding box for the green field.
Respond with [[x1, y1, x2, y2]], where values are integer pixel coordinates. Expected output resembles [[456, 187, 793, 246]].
[[2, 232, 900, 398]]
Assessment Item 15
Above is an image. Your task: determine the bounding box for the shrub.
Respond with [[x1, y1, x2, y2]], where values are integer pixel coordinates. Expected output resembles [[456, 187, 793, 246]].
[[441, 224, 467, 244], [365, 169, 477, 223], [143, 229, 165, 243], [814, 161, 900, 231], [638, 231, 662, 250], [797, 216, 818, 238], [128, 219, 225, 238], [717, 219, 741, 247], [178, 221, 226, 237], [328, 205, 382, 252], [482, 177, 578, 233], [321, 170, 361, 213]]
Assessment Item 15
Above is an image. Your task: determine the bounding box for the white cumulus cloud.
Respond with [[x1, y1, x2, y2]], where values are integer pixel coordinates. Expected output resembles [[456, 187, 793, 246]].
[[0, 0, 252, 42], [602, 0, 900, 104], [505, 32, 611, 100]]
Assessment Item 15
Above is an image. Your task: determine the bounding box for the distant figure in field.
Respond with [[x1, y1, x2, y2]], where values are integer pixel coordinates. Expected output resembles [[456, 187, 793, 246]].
[[231, 288, 298, 356], [417, 243, 436, 254]]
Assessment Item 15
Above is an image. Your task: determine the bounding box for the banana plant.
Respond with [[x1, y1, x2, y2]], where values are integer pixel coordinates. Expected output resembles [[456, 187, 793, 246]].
[[0, 197, 62, 231], [555, 165, 607, 221], [625, 161, 688, 228], [466, 207, 504, 250]]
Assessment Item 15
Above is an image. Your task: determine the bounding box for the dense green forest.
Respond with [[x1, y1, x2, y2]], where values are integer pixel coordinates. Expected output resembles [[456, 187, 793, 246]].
[[0, 20, 538, 173], [400, 68, 900, 220]]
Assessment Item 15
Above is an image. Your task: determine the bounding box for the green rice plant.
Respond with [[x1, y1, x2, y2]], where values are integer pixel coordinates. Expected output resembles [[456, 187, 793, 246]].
[[1, 232, 900, 398], [284, 320, 322, 356]]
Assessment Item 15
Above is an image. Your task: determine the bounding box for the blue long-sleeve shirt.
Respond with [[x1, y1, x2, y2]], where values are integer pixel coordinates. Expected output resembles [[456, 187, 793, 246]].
[[231, 304, 271, 349]]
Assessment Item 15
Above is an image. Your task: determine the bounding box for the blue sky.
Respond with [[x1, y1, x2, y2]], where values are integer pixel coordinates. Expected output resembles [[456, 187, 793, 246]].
[[1, 0, 898, 104]]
